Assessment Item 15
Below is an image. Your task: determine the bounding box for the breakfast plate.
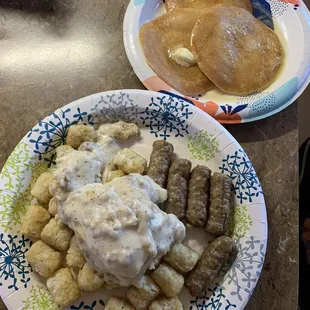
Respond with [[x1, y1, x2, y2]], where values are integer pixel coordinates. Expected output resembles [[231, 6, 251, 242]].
[[0, 90, 267, 309], [123, 0, 310, 123]]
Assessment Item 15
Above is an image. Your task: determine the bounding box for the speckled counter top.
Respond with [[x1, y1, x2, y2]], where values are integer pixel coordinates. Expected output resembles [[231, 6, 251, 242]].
[[0, 1, 298, 309]]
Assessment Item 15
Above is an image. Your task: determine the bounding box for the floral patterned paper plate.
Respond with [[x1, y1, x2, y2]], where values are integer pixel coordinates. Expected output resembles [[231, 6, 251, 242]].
[[0, 90, 267, 310], [123, 0, 310, 123]]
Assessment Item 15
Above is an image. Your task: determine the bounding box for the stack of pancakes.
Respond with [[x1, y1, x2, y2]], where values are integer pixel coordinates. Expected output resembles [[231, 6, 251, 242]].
[[139, 0, 283, 96]]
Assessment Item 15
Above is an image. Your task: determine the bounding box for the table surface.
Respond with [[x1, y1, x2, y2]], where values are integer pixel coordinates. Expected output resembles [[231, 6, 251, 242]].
[[0, 1, 299, 309]]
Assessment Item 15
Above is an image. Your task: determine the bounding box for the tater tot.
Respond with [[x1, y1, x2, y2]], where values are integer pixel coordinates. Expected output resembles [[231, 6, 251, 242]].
[[105, 296, 135, 310], [20, 205, 51, 238], [105, 170, 125, 182], [30, 171, 55, 203], [66, 124, 97, 149], [48, 197, 58, 216], [46, 268, 81, 308], [56, 145, 73, 157], [103, 282, 121, 290], [41, 218, 73, 251], [149, 297, 183, 310], [77, 263, 105, 292], [150, 263, 184, 297], [113, 148, 147, 174], [102, 162, 117, 183], [66, 235, 85, 269], [98, 121, 140, 140], [163, 243, 199, 273], [25, 240, 62, 278], [127, 275, 160, 309]]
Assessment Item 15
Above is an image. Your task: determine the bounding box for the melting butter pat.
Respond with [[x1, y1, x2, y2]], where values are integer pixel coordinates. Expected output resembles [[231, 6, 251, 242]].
[[170, 47, 196, 68]]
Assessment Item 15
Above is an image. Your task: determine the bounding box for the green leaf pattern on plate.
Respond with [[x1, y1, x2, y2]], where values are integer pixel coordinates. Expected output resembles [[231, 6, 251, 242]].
[[187, 130, 220, 162], [0, 143, 52, 232], [22, 285, 59, 310], [228, 205, 253, 240]]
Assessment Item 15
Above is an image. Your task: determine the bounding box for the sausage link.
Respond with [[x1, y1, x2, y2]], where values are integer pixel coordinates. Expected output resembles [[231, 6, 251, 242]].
[[186, 165, 211, 226], [206, 173, 231, 236], [165, 158, 192, 219], [185, 236, 236, 297], [147, 140, 174, 188]]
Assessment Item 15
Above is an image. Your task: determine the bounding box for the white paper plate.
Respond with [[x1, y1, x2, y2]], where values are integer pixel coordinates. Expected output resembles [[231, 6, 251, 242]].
[[0, 90, 267, 309], [123, 0, 310, 123]]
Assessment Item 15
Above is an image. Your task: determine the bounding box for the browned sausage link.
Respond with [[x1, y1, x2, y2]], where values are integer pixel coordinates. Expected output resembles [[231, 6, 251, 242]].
[[206, 173, 231, 236], [147, 140, 174, 188], [185, 236, 236, 297], [225, 193, 236, 237], [165, 158, 192, 219], [186, 165, 211, 227]]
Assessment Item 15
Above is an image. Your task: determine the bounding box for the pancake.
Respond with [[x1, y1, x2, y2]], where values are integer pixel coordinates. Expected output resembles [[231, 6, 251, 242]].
[[139, 9, 213, 95], [165, 0, 252, 13], [191, 6, 283, 95]]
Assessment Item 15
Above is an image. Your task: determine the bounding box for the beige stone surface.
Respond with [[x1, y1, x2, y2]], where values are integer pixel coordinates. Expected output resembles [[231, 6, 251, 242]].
[[0, 0, 299, 309]]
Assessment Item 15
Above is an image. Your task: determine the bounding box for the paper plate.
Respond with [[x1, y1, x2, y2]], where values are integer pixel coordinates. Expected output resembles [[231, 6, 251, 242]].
[[123, 0, 310, 123], [0, 90, 267, 309]]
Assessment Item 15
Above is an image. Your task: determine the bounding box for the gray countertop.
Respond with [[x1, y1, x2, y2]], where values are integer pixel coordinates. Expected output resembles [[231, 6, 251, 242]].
[[0, 0, 298, 309]]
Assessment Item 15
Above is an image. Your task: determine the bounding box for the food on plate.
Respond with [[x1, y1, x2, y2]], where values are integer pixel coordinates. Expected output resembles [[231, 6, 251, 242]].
[[102, 161, 126, 182], [127, 275, 160, 309], [186, 165, 211, 226], [147, 140, 174, 188], [23, 122, 238, 308], [165, 0, 252, 12], [113, 148, 147, 174], [30, 171, 55, 203], [163, 243, 199, 273], [105, 169, 125, 182], [170, 47, 196, 67], [191, 6, 283, 94], [102, 162, 117, 183], [50, 136, 120, 200], [98, 120, 140, 140], [66, 235, 86, 268], [139, 8, 213, 95], [66, 124, 98, 149], [57, 175, 184, 287], [139, 2, 283, 96], [150, 263, 184, 297], [48, 196, 58, 216], [149, 297, 183, 310], [105, 297, 135, 310], [20, 205, 51, 238], [185, 236, 237, 297], [166, 158, 192, 219], [77, 263, 105, 292], [25, 240, 62, 278], [205, 172, 232, 236], [41, 217, 73, 251], [103, 282, 122, 290], [46, 268, 81, 308]]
